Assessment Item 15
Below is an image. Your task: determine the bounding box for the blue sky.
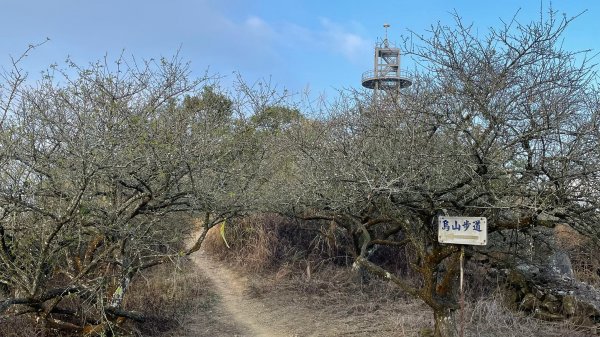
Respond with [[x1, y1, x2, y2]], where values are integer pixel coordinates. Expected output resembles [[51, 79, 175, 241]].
[[1, 1, 599, 100]]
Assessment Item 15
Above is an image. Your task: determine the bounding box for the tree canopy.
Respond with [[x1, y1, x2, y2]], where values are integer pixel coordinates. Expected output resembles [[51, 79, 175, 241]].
[[274, 9, 600, 337], [0, 7, 598, 337]]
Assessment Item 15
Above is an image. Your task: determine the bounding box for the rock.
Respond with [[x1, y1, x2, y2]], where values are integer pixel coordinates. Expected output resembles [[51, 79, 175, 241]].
[[504, 288, 520, 310], [505, 267, 600, 326], [548, 250, 574, 279], [576, 300, 600, 319], [541, 297, 561, 314], [562, 295, 576, 316], [520, 293, 537, 311], [507, 269, 529, 292], [533, 286, 545, 299], [487, 226, 598, 326], [516, 264, 540, 276]]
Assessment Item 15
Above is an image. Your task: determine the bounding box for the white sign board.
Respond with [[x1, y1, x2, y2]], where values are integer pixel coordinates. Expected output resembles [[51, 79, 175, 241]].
[[438, 216, 487, 245]]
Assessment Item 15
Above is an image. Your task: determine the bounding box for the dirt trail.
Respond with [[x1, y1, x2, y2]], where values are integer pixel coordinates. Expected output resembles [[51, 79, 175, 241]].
[[189, 250, 296, 337], [185, 250, 413, 337], [184, 246, 418, 336]]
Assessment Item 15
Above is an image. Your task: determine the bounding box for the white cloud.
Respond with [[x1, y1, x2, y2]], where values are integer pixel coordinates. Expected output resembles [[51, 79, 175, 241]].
[[277, 18, 371, 63], [179, 3, 372, 92], [246, 16, 265, 28], [318, 18, 371, 62], [245, 16, 274, 37], [202, 13, 370, 70]]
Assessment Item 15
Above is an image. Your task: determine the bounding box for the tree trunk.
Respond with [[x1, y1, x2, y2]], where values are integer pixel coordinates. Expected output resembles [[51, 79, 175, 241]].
[[433, 308, 457, 337]]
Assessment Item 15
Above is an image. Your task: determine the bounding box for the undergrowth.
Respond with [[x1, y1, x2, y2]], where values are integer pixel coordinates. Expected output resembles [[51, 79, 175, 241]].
[[3, 215, 596, 336], [203, 213, 355, 273], [203, 213, 600, 337], [0, 259, 212, 337], [125, 260, 214, 336]]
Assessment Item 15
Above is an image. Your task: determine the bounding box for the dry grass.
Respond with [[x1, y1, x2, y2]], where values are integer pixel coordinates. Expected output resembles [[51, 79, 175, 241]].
[[203, 213, 353, 273], [242, 265, 596, 336], [0, 261, 211, 337], [465, 292, 597, 337], [202, 214, 599, 337], [0, 316, 51, 337], [555, 224, 600, 287], [4, 213, 578, 336], [123, 259, 216, 336], [203, 214, 283, 272]]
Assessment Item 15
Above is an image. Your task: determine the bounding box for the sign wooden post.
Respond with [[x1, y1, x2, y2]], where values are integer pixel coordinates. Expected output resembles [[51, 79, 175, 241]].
[[438, 216, 488, 337], [438, 216, 487, 246], [459, 245, 465, 337]]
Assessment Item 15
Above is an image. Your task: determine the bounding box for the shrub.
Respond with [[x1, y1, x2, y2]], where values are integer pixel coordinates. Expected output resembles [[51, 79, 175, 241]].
[[203, 213, 355, 273]]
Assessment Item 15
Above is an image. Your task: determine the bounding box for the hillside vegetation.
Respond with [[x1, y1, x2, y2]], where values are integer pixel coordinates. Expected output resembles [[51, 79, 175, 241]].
[[1, 7, 600, 337]]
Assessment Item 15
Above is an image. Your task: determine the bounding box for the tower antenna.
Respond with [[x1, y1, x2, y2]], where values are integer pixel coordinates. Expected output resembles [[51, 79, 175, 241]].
[[361, 24, 412, 103], [383, 23, 390, 47]]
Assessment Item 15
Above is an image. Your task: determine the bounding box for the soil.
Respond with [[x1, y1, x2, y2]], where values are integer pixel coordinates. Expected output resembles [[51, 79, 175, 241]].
[[182, 250, 431, 337]]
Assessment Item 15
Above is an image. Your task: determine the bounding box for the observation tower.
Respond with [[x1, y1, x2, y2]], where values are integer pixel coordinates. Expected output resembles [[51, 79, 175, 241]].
[[361, 24, 411, 100]]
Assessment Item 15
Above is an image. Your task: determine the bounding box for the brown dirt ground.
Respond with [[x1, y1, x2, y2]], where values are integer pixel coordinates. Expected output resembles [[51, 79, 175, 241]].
[[181, 250, 431, 337]]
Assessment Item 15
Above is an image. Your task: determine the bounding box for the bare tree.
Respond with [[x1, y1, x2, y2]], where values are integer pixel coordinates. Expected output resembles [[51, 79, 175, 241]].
[[0, 53, 269, 334], [287, 8, 600, 337]]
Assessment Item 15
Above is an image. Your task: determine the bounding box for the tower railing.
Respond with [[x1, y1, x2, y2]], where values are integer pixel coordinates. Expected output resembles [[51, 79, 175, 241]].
[[361, 70, 412, 89], [361, 24, 412, 91]]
